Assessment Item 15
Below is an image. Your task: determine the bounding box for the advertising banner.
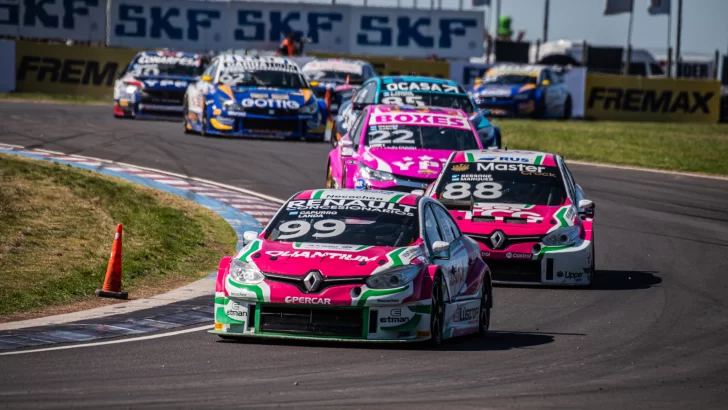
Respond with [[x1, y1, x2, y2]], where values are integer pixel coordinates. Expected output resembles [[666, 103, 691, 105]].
[[108, 0, 483, 59], [0, 39, 15, 92], [0, 0, 106, 42], [585, 74, 721, 123], [15, 41, 139, 98]]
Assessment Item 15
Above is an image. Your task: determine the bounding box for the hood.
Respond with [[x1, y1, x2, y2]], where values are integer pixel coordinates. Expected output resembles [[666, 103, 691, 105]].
[[240, 241, 422, 277], [448, 203, 579, 237], [122, 73, 195, 90], [474, 84, 535, 98], [215, 86, 314, 107], [362, 147, 452, 179], [311, 78, 347, 90]]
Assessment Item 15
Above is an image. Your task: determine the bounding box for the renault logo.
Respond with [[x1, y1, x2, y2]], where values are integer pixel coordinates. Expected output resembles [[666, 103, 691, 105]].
[[490, 230, 506, 249], [303, 270, 323, 292]]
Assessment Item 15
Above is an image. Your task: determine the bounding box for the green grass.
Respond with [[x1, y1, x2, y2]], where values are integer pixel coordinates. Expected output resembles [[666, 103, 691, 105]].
[[493, 119, 728, 176], [0, 92, 109, 105], [0, 154, 237, 318]]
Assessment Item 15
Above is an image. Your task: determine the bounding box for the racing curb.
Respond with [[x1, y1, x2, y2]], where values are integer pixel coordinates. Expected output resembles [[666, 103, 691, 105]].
[[0, 143, 282, 348]]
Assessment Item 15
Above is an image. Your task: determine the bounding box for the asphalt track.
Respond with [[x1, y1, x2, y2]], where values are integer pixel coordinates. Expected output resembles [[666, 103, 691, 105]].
[[1, 101, 727, 409]]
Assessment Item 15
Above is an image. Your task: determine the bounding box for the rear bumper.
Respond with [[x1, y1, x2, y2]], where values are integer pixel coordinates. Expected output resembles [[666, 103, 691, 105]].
[[114, 100, 183, 118]]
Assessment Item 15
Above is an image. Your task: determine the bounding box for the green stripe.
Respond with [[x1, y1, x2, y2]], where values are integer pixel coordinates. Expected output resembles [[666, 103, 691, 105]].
[[312, 190, 324, 199], [388, 248, 406, 267], [534, 155, 544, 165], [214, 296, 227, 305], [388, 194, 404, 203], [407, 305, 432, 314], [537, 244, 571, 260], [356, 245, 372, 251], [554, 207, 569, 228], [226, 280, 264, 301], [215, 306, 245, 324], [466, 152, 475, 162], [239, 240, 261, 262], [381, 314, 422, 332], [357, 286, 408, 307]]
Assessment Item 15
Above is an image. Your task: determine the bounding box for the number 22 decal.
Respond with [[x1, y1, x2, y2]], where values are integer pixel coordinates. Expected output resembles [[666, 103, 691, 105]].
[[368, 129, 415, 145]]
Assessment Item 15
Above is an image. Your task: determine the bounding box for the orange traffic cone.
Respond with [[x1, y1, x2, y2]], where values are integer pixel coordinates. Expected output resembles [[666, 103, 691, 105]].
[[96, 224, 128, 299]]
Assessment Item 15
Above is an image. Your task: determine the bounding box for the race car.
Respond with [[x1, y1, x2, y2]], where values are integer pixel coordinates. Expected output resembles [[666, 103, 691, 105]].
[[426, 149, 595, 286], [183, 55, 326, 140], [469, 64, 572, 118], [211, 189, 492, 344], [114, 51, 206, 119], [327, 105, 483, 192], [301, 59, 376, 113], [328, 76, 501, 149]]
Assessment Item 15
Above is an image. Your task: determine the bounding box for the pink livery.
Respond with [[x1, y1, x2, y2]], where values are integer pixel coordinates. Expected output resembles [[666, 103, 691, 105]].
[[211, 189, 492, 344], [326, 105, 483, 193], [426, 149, 596, 286]]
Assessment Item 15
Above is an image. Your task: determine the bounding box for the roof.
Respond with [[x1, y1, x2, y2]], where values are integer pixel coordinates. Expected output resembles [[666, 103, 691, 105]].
[[486, 64, 545, 77], [379, 76, 459, 86], [365, 104, 468, 118], [452, 149, 558, 165], [293, 189, 421, 207]]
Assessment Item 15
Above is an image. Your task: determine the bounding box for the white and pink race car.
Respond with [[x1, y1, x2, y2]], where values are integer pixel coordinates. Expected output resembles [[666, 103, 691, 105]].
[[426, 150, 596, 286], [212, 189, 492, 344]]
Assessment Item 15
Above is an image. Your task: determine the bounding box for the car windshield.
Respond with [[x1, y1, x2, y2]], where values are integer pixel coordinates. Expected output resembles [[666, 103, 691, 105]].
[[219, 70, 308, 88], [378, 92, 475, 113], [266, 199, 419, 247], [304, 70, 365, 84], [434, 161, 567, 206], [129, 55, 204, 77], [484, 74, 537, 85], [364, 123, 479, 150]]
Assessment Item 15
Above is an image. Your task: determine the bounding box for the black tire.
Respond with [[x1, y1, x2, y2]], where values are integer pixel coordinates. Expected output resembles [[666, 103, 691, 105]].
[[200, 107, 208, 137], [430, 273, 445, 346], [588, 231, 597, 287], [562, 97, 572, 120], [183, 99, 193, 134], [478, 280, 491, 337], [330, 122, 339, 149], [217, 335, 239, 341], [532, 94, 546, 119]]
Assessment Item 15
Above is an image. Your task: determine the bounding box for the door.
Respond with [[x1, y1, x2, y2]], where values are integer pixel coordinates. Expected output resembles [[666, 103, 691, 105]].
[[431, 204, 471, 300], [424, 203, 468, 302]]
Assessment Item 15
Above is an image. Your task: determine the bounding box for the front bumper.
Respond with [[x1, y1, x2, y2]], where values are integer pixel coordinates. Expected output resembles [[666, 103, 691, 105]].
[[471, 238, 592, 286], [478, 98, 535, 117], [195, 111, 324, 139], [213, 278, 432, 341]]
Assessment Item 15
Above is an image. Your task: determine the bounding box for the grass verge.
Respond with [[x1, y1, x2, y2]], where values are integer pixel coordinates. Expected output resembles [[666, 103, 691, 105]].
[[0, 154, 237, 321], [494, 119, 728, 176], [0, 92, 109, 105]]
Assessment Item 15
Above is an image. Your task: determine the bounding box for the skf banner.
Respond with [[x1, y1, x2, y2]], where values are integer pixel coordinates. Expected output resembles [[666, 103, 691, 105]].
[[108, 0, 484, 59], [15, 41, 139, 98], [309, 52, 450, 79], [585, 74, 721, 123], [0, 0, 106, 42]]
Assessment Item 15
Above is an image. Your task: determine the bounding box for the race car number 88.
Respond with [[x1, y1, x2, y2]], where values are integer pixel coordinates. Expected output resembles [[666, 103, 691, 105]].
[[442, 182, 503, 200]]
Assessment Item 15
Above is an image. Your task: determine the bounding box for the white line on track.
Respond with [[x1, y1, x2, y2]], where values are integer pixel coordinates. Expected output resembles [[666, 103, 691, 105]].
[[565, 159, 728, 181], [0, 325, 212, 356]]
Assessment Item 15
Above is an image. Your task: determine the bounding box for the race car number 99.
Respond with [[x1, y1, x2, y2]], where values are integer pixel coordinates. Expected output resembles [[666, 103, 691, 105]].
[[381, 96, 425, 107], [442, 182, 503, 200], [277, 219, 346, 240]]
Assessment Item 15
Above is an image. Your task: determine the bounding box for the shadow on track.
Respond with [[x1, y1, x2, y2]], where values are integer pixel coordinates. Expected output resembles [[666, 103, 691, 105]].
[[592, 270, 662, 290], [216, 330, 554, 352]]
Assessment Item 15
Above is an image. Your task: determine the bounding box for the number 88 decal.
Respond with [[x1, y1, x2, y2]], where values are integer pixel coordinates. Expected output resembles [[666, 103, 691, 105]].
[[442, 182, 503, 200]]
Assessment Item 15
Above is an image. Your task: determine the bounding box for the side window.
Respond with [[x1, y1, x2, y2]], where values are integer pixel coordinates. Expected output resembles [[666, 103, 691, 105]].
[[203, 60, 218, 80], [562, 163, 583, 202], [363, 82, 378, 103], [423, 205, 443, 246], [558, 157, 577, 202], [354, 82, 370, 103], [432, 205, 459, 243], [350, 113, 366, 147]]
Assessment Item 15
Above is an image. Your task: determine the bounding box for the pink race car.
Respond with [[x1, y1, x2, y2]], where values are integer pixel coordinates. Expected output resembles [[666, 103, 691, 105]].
[[212, 189, 492, 344], [426, 149, 596, 286], [326, 105, 483, 192]]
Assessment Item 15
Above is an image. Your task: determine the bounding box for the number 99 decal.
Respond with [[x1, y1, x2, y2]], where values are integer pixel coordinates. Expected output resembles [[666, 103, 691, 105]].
[[277, 219, 346, 240], [442, 182, 503, 200]]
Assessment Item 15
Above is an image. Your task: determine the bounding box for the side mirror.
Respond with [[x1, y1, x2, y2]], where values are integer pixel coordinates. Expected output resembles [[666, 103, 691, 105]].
[[201, 75, 213, 82], [340, 139, 355, 157], [243, 231, 258, 244], [541, 79, 551, 86], [578, 199, 595, 218], [352, 101, 369, 111], [411, 189, 425, 196], [432, 241, 450, 260]]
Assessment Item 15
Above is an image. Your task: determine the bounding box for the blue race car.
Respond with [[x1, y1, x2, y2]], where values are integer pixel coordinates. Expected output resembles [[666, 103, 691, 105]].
[[183, 55, 326, 140], [114, 51, 206, 119], [328, 76, 501, 148], [469, 64, 572, 119]]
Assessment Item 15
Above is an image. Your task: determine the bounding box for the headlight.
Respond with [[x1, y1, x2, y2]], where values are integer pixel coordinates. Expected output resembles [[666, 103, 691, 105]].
[[300, 102, 318, 114], [542, 226, 581, 247], [359, 162, 394, 182], [229, 258, 264, 284], [124, 85, 139, 94], [514, 92, 531, 101], [366, 265, 420, 289]]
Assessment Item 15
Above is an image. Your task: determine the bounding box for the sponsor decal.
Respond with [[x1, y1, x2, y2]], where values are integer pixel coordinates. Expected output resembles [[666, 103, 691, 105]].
[[355, 178, 367, 190], [369, 113, 468, 130], [562, 271, 583, 281], [472, 204, 542, 223], [453, 306, 479, 323], [143, 79, 188, 88], [385, 82, 459, 93], [266, 250, 378, 262], [380, 308, 409, 323], [286, 199, 416, 216], [418, 169, 437, 175], [222, 60, 299, 73], [476, 162, 546, 173], [587, 88, 712, 114], [137, 55, 200, 66], [239, 98, 300, 110], [478, 156, 529, 163], [505, 252, 532, 260], [479, 87, 512, 97], [285, 296, 332, 304], [455, 173, 493, 182], [451, 163, 470, 172]]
